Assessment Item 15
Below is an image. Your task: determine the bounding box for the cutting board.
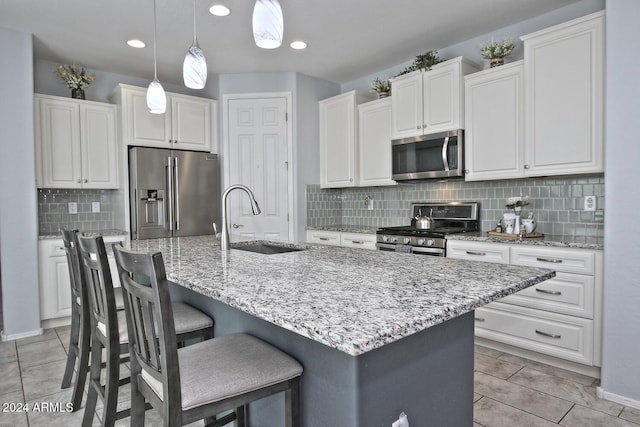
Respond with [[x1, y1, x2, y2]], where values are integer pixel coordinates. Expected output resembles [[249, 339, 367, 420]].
[[487, 231, 544, 240]]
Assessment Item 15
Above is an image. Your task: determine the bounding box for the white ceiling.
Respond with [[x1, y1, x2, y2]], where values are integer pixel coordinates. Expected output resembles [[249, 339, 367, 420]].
[[0, 0, 581, 86]]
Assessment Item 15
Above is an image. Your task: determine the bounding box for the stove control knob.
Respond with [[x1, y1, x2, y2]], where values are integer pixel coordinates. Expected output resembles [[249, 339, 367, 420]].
[[427, 239, 435, 246], [390, 236, 398, 243], [403, 237, 411, 244], [382, 235, 389, 242], [417, 238, 426, 245]]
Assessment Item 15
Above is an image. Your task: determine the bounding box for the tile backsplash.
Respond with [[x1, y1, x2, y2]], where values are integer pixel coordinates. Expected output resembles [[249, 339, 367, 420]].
[[306, 175, 604, 240], [38, 189, 116, 234]]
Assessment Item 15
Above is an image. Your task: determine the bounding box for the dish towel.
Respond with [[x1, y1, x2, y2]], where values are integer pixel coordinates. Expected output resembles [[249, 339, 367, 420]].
[[394, 244, 413, 254]]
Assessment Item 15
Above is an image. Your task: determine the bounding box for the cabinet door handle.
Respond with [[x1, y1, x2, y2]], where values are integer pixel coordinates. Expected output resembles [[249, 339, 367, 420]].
[[466, 251, 486, 256], [76, 179, 82, 183], [319, 237, 330, 241], [536, 257, 563, 263], [535, 330, 561, 339], [474, 317, 485, 322], [351, 240, 364, 244], [535, 288, 562, 296], [84, 179, 88, 183], [524, 164, 530, 169]]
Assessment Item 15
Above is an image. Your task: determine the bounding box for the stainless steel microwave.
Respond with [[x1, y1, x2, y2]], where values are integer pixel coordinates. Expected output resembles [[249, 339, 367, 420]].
[[391, 130, 464, 181]]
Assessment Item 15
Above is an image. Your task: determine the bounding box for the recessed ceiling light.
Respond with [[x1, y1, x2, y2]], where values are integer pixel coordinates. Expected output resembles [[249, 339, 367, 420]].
[[290, 40, 307, 50], [209, 4, 231, 16], [127, 39, 146, 48]]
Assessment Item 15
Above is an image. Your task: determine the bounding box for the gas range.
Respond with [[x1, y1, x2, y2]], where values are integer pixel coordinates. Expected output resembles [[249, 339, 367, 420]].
[[376, 202, 480, 256]]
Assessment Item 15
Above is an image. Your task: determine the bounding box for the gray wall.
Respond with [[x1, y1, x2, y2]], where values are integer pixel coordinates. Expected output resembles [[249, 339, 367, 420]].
[[0, 28, 41, 339], [601, 0, 640, 404]]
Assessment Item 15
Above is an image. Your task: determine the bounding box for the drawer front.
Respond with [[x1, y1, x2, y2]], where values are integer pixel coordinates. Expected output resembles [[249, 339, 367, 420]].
[[502, 272, 595, 318], [475, 302, 593, 365], [48, 241, 67, 257], [446, 240, 509, 264], [340, 232, 376, 250], [510, 246, 595, 275], [306, 230, 341, 246]]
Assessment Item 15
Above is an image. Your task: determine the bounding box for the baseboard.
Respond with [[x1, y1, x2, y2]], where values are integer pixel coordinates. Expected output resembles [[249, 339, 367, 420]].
[[1, 327, 44, 342], [41, 316, 72, 329], [475, 337, 601, 378], [597, 387, 640, 410]]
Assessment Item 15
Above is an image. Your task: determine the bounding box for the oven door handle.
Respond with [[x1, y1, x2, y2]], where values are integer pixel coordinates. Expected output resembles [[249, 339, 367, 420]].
[[441, 135, 450, 172]]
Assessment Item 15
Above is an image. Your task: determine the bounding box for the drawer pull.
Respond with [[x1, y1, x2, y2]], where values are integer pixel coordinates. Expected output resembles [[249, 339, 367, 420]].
[[351, 240, 364, 244], [535, 288, 562, 296], [536, 257, 563, 264], [58, 247, 65, 251], [466, 251, 486, 256], [535, 330, 561, 339], [319, 237, 330, 241], [474, 317, 485, 322]]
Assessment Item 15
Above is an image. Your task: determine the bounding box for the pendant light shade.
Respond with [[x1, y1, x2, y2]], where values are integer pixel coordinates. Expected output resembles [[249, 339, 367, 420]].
[[147, 0, 166, 114], [147, 79, 166, 114], [183, 0, 207, 89], [252, 0, 283, 49]]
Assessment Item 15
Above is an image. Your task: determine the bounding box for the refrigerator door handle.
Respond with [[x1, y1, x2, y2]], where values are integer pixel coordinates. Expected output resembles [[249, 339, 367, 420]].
[[166, 157, 174, 231], [174, 157, 180, 230]]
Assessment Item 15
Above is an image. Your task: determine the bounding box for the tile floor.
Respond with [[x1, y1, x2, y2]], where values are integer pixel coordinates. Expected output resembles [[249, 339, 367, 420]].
[[1, 326, 639, 426]]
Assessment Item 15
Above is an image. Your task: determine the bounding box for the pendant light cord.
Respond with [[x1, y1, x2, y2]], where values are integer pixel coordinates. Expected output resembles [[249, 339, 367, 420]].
[[193, 0, 197, 44], [153, 0, 158, 80]]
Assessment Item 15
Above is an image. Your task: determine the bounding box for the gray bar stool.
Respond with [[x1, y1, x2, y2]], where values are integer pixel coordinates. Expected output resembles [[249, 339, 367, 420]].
[[77, 235, 214, 427], [112, 244, 303, 427]]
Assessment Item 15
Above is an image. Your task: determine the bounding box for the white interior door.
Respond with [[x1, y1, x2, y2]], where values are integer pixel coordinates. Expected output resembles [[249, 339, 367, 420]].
[[227, 97, 290, 241]]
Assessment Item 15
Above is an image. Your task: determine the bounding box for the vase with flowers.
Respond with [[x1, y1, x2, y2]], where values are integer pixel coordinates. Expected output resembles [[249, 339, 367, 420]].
[[480, 37, 516, 68], [371, 77, 391, 98], [505, 195, 529, 234], [56, 64, 96, 99]]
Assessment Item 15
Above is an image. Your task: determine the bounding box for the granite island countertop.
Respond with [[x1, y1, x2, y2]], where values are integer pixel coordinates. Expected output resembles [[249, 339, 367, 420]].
[[126, 235, 555, 356], [39, 229, 128, 240], [306, 224, 380, 234]]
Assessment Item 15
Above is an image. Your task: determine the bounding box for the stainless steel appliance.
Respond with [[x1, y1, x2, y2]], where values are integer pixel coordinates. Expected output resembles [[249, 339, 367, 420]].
[[376, 202, 479, 256], [391, 130, 464, 181], [129, 147, 221, 240]]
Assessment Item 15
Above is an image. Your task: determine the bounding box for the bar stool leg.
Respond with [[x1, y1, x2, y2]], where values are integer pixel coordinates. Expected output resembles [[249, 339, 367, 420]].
[[61, 308, 80, 389], [82, 337, 102, 427], [70, 318, 91, 411]]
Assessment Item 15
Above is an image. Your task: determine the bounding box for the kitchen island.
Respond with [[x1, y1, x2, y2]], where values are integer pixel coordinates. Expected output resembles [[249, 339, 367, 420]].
[[127, 235, 555, 426]]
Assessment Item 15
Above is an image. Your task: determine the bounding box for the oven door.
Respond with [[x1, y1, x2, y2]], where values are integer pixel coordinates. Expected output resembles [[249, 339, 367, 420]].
[[391, 130, 463, 180], [376, 243, 445, 257]]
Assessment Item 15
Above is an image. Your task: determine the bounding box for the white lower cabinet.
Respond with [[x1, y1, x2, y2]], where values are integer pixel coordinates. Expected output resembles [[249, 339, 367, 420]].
[[38, 235, 127, 325], [306, 230, 376, 250], [447, 240, 602, 369]]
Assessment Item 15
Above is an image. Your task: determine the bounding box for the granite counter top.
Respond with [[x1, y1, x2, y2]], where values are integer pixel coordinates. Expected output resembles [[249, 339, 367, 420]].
[[126, 235, 554, 356], [39, 229, 128, 240], [447, 232, 603, 251], [306, 224, 379, 234]]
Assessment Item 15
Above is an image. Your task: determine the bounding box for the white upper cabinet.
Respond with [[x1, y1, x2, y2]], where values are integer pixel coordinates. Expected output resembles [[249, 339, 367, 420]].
[[35, 94, 118, 189], [464, 11, 605, 181], [464, 62, 525, 181], [391, 57, 479, 139], [111, 84, 216, 152], [319, 91, 373, 188], [358, 98, 396, 187], [521, 11, 604, 176]]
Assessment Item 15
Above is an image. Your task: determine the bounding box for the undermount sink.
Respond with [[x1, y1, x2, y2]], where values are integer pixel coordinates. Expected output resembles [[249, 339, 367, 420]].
[[231, 242, 305, 255]]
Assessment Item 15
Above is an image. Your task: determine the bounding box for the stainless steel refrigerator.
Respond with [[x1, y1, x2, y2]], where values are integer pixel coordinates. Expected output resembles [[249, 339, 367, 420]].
[[129, 147, 221, 240]]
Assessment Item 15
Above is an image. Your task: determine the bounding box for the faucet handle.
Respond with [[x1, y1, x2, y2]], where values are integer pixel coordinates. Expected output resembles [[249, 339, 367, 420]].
[[212, 222, 221, 240]]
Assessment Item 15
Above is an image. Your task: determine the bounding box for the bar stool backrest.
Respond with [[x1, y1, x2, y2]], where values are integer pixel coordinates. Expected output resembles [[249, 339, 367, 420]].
[[61, 229, 87, 309], [112, 245, 182, 412]]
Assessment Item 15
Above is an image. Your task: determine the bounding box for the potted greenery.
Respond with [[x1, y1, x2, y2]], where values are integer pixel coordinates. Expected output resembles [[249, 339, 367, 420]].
[[480, 37, 516, 68], [56, 64, 96, 99], [371, 77, 391, 98], [396, 50, 443, 76]]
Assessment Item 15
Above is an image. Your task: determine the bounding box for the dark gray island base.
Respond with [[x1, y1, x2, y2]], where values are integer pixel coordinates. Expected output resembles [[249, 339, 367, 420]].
[[127, 236, 555, 427], [173, 285, 473, 426]]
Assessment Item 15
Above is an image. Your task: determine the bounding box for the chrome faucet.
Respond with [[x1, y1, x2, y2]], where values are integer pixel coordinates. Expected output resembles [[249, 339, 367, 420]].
[[220, 184, 261, 251]]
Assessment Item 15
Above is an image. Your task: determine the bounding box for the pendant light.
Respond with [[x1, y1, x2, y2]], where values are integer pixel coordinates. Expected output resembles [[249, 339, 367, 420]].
[[147, 0, 166, 114], [183, 0, 207, 89], [252, 0, 283, 49]]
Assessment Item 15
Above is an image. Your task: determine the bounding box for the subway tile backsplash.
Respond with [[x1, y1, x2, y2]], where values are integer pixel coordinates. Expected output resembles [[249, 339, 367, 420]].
[[306, 175, 605, 240], [38, 189, 116, 234]]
